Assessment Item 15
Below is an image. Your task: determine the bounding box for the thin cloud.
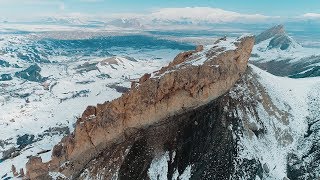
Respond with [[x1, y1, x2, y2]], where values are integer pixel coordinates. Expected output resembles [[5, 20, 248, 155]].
[[149, 7, 273, 23], [302, 13, 320, 19], [2, 5, 280, 24], [108, 7, 276, 24]]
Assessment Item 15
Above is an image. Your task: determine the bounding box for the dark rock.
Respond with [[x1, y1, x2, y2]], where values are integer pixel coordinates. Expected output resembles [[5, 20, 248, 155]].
[[52, 144, 64, 158], [36, 150, 51, 156], [75, 80, 95, 85], [124, 56, 138, 62], [290, 66, 320, 78], [1, 173, 8, 178], [0, 60, 10, 67], [234, 158, 263, 179], [42, 126, 70, 137], [17, 134, 35, 149], [118, 138, 153, 180], [59, 90, 90, 102], [75, 62, 99, 74], [263, 163, 270, 174], [268, 34, 293, 50], [0, 74, 13, 81], [2, 177, 12, 180], [15, 64, 46, 82], [107, 84, 130, 94], [1, 147, 17, 161], [96, 73, 111, 79]]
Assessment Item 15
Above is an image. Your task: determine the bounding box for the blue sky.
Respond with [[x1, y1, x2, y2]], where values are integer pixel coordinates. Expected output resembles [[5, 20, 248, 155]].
[[0, 0, 320, 20]]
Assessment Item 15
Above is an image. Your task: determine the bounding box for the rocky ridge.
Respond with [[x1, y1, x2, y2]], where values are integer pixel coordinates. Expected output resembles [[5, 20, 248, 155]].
[[25, 35, 255, 179]]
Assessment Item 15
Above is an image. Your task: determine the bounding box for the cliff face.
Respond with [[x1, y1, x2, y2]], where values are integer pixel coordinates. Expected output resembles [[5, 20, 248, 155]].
[[25, 36, 255, 179], [55, 65, 320, 180], [75, 67, 282, 180]]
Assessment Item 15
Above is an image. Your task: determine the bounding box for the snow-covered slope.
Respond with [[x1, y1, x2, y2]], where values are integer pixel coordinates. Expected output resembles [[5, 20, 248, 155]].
[[0, 56, 175, 178], [233, 65, 320, 179], [251, 25, 320, 78]]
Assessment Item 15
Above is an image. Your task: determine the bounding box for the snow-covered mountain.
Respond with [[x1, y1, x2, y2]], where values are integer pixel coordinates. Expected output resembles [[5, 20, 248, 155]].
[[251, 25, 320, 78], [42, 17, 89, 26], [108, 18, 145, 29], [0, 28, 320, 180]]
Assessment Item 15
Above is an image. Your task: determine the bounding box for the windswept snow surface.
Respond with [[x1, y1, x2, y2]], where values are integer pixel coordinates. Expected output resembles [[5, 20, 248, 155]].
[[189, 35, 251, 66], [237, 64, 320, 179], [251, 37, 320, 63], [148, 152, 192, 180]]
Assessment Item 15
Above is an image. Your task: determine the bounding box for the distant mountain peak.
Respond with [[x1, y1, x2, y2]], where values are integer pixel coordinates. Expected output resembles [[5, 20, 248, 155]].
[[42, 17, 88, 25], [255, 24, 285, 44], [109, 18, 144, 29], [255, 24, 301, 50]]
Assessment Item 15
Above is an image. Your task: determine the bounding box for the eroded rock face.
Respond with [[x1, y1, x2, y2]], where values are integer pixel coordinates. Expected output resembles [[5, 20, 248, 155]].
[[25, 35, 254, 179], [76, 67, 294, 180]]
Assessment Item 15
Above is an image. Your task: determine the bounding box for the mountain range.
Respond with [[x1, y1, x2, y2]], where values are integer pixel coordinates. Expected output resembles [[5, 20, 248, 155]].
[[0, 25, 320, 180]]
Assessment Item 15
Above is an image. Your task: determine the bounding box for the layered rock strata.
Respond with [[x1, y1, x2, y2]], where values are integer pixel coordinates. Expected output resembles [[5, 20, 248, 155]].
[[26, 35, 254, 179]]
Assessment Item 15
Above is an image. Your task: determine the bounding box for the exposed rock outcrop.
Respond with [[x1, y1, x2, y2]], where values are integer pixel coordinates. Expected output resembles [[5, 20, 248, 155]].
[[0, 59, 10, 67], [0, 74, 12, 81], [15, 64, 46, 82], [75, 66, 292, 180], [25, 35, 254, 179]]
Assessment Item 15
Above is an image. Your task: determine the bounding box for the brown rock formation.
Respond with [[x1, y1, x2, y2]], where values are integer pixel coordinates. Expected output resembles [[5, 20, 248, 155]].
[[139, 73, 151, 84], [26, 157, 50, 179], [25, 35, 254, 179], [19, 168, 25, 178], [12, 165, 18, 177]]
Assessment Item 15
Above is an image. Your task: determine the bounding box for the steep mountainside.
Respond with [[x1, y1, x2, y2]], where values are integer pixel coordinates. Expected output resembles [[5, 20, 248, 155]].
[[76, 66, 320, 180], [251, 25, 320, 78], [25, 36, 255, 179]]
